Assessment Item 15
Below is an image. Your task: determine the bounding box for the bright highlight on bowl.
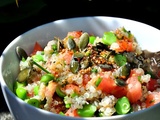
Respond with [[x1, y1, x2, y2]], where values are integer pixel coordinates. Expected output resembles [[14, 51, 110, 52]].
[[0, 16, 160, 120]]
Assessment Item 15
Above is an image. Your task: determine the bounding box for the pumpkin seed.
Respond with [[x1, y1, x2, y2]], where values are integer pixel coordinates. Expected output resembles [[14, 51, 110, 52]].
[[70, 58, 80, 74], [16, 46, 28, 60], [17, 68, 31, 82], [80, 57, 90, 69], [67, 38, 76, 50], [78, 32, 89, 51], [115, 79, 126, 86]]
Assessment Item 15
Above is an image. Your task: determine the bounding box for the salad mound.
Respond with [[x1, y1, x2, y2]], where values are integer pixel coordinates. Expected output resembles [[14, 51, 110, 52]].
[[14, 27, 160, 117]]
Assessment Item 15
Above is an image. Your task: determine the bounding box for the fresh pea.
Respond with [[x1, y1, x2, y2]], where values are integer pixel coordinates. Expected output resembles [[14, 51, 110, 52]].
[[77, 104, 97, 117], [27, 98, 40, 108], [16, 87, 27, 100], [102, 31, 117, 45], [55, 86, 66, 98], [32, 54, 44, 62], [64, 96, 71, 108], [52, 44, 57, 51], [40, 73, 55, 85], [33, 85, 39, 95], [13, 81, 26, 93], [65, 103, 71, 108], [89, 36, 96, 44], [115, 96, 131, 115], [71, 92, 78, 98], [59, 111, 65, 116]]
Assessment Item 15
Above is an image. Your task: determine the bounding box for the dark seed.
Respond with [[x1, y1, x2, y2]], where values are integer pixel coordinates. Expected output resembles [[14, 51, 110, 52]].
[[16, 46, 28, 60]]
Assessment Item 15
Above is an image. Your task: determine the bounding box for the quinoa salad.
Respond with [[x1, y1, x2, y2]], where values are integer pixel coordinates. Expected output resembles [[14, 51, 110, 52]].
[[14, 27, 160, 117]]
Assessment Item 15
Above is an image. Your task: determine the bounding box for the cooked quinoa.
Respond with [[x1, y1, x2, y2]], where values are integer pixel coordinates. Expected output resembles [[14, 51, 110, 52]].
[[14, 27, 160, 117]]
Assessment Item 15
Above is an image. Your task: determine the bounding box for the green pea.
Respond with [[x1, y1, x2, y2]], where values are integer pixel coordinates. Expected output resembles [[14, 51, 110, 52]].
[[16, 87, 27, 100], [64, 96, 71, 108], [89, 36, 96, 44], [13, 81, 26, 93], [71, 92, 78, 98], [59, 111, 65, 116], [33, 86, 39, 95], [52, 44, 57, 51], [115, 96, 131, 115], [77, 104, 97, 117], [65, 103, 71, 108], [27, 98, 40, 108], [55, 86, 66, 98], [102, 31, 117, 45], [40, 73, 55, 85], [32, 54, 44, 62]]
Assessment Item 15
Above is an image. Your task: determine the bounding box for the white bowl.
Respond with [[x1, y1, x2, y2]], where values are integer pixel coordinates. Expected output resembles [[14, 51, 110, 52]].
[[0, 16, 160, 120]]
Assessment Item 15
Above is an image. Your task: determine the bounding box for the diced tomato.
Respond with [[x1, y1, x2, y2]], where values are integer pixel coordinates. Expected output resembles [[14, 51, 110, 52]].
[[145, 92, 160, 108], [147, 78, 158, 92], [111, 86, 127, 98], [83, 73, 91, 86], [67, 31, 83, 38], [126, 76, 142, 103], [31, 42, 43, 56], [97, 74, 115, 94], [65, 108, 79, 117], [97, 72, 127, 98], [116, 39, 133, 52]]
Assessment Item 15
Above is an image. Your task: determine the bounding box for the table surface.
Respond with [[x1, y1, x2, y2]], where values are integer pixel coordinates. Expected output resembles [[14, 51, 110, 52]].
[[0, 0, 160, 119]]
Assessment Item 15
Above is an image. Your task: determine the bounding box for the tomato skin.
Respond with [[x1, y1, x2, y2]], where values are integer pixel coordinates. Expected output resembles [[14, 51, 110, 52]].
[[65, 108, 79, 117], [116, 39, 133, 52], [31, 42, 43, 56], [97, 75, 115, 94], [111, 86, 127, 98], [145, 92, 160, 108], [147, 78, 158, 92], [126, 76, 142, 104], [97, 72, 127, 98], [67, 31, 83, 38]]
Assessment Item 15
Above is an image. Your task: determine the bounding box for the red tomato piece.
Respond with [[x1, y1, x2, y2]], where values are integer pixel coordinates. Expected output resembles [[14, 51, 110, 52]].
[[98, 72, 127, 98], [116, 39, 133, 52], [126, 76, 142, 104], [147, 78, 158, 92], [145, 92, 160, 108], [67, 31, 83, 38], [111, 86, 127, 98], [65, 108, 79, 117], [31, 42, 43, 56], [97, 75, 116, 94]]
